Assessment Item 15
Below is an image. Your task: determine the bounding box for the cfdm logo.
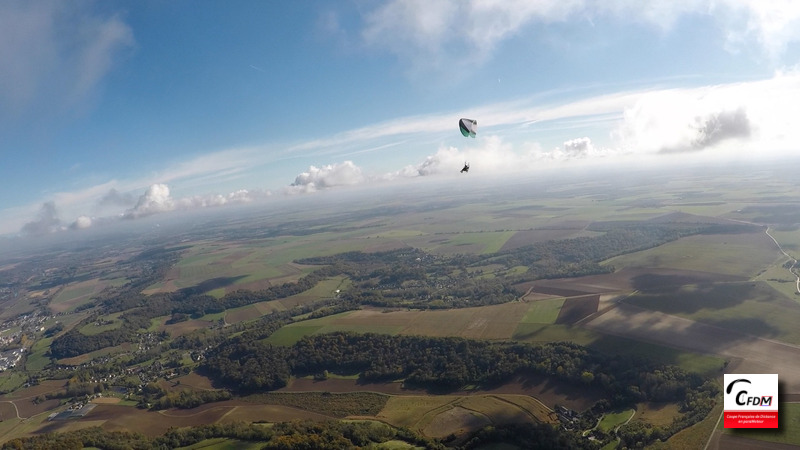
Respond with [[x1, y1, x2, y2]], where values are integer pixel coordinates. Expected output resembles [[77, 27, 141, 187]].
[[723, 374, 778, 428]]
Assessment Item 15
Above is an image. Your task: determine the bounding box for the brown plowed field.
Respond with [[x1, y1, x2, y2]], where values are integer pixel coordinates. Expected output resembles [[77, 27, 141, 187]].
[[46, 400, 335, 437]]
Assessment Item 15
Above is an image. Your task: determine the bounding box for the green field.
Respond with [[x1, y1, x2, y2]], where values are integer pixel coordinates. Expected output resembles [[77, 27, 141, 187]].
[[266, 324, 327, 346], [598, 408, 634, 433], [511, 323, 600, 345], [603, 232, 780, 277], [519, 298, 565, 324], [177, 438, 266, 449], [25, 336, 54, 372], [723, 402, 800, 446], [0, 372, 26, 393], [626, 281, 800, 344], [79, 312, 124, 335]]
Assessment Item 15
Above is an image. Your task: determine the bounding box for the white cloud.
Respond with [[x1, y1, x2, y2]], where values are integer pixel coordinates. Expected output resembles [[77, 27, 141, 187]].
[[0, 1, 133, 122], [357, 0, 800, 74], [719, 0, 800, 59], [123, 184, 271, 219], [562, 137, 594, 157], [21, 202, 62, 236], [360, 0, 584, 74], [125, 184, 174, 219], [288, 161, 366, 193], [689, 108, 751, 151], [70, 215, 92, 230], [613, 72, 800, 155], [8, 70, 800, 237]]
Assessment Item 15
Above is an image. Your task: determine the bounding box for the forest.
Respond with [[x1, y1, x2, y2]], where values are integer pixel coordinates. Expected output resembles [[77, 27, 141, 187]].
[[201, 332, 718, 447], [0, 420, 445, 450]]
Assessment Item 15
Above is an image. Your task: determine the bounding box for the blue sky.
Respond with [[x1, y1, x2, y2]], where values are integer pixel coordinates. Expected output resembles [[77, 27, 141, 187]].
[[3, 0, 800, 236]]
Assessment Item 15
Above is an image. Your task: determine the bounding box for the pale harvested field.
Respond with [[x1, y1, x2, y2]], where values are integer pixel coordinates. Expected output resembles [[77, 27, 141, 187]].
[[159, 318, 215, 336], [422, 406, 490, 438], [91, 397, 121, 404], [173, 372, 216, 390], [216, 404, 333, 423], [585, 303, 800, 393], [49, 279, 104, 313], [224, 304, 261, 324], [376, 393, 559, 439], [335, 302, 532, 339], [253, 299, 288, 316]]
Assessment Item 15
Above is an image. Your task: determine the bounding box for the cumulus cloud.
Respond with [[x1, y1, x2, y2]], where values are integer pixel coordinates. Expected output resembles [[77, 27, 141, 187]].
[[70, 215, 92, 230], [689, 108, 752, 151], [125, 184, 174, 219], [21, 202, 62, 236], [123, 184, 271, 219], [392, 135, 594, 178], [289, 161, 366, 193], [607, 73, 800, 155], [561, 137, 594, 157]]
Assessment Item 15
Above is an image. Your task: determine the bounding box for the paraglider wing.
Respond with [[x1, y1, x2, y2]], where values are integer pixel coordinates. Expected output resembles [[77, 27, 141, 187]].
[[459, 118, 477, 138]]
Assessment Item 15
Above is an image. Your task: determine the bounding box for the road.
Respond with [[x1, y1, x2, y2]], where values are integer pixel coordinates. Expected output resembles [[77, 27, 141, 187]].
[[0, 400, 21, 419], [764, 226, 800, 294]]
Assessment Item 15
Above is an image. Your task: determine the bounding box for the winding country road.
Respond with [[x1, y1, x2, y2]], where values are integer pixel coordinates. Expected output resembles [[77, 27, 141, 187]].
[[0, 400, 21, 419], [764, 226, 800, 294]]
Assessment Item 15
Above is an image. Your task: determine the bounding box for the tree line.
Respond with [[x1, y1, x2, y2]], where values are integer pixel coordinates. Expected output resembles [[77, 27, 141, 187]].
[[1, 420, 444, 450], [201, 332, 718, 441]]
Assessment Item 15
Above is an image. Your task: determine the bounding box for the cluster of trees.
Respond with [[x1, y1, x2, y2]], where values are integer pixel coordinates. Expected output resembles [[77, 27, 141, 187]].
[[461, 422, 597, 449], [150, 388, 231, 410], [203, 332, 715, 409], [201, 332, 719, 446], [34, 379, 105, 403], [0, 420, 444, 450], [50, 327, 130, 359], [617, 379, 718, 448]]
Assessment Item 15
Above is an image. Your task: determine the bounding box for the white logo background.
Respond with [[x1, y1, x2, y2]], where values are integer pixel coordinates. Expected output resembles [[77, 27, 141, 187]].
[[724, 373, 778, 412]]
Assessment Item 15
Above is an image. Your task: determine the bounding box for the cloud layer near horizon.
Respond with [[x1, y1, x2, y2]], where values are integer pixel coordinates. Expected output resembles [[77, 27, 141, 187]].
[[8, 71, 800, 237]]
